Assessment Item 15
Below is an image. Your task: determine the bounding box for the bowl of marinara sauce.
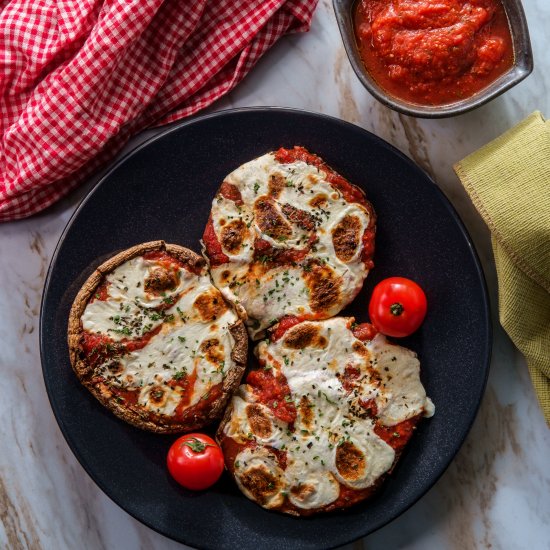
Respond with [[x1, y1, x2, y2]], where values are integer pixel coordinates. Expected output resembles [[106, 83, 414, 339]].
[[333, 0, 533, 118]]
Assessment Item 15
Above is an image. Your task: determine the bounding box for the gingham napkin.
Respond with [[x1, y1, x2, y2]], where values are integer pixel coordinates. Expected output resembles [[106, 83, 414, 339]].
[[0, 0, 317, 221]]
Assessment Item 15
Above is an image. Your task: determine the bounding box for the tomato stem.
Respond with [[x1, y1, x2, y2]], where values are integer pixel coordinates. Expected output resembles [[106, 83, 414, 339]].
[[183, 437, 214, 453], [390, 302, 404, 316]]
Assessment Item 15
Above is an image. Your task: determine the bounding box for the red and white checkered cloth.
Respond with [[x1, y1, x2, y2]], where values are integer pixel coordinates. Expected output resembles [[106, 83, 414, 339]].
[[0, 0, 317, 221]]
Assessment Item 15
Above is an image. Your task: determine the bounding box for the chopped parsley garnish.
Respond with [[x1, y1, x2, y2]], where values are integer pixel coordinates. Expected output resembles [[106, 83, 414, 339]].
[[108, 326, 132, 336]]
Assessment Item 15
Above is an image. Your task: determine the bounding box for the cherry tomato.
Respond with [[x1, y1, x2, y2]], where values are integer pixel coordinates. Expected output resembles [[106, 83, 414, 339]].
[[167, 433, 224, 490], [368, 277, 427, 338]]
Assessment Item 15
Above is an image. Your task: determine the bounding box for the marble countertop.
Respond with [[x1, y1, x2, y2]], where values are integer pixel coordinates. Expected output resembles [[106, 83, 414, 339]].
[[1, 1, 549, 549]]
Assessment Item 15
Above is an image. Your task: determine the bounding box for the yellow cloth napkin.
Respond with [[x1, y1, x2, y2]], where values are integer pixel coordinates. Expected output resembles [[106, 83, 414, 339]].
[[454, 112, 550, 426]]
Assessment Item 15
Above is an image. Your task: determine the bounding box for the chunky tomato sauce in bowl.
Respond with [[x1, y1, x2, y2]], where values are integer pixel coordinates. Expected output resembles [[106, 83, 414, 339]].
[[334, 0, 533, 117]]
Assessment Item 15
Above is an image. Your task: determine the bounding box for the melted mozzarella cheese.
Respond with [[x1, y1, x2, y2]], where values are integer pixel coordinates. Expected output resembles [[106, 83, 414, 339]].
[[81, 256, 240, 417], [82, 256, 195, 341], [233, 446, 286, 509], [285, 459, 340, 510], [225, 318, 434, 511], [365, 333, 434, 425], [224, 388, 288, 447], [209, 153, 371, 339]]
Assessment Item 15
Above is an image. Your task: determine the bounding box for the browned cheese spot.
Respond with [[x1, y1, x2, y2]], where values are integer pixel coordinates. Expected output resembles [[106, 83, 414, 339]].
[[290, 483, 316, 503], [254, 196, 293, 241], [332, 214, 362, 262], [239, 466, 280, 505], [281, 203, 316, 231], [148, 386, 166, 406], [219, 219, 226, 226], [299, 395, 314, 430], [107, 361, 123, 375], [221, 219, 248, 255], [317, 335, 328, 347], [284, 323, 322, 349], [304, 263, 342, 314], [96, 382, 112, 399], [194, 289, 228, 322], [246, 404, 273, 438], [145, 266, 179, 292], [309, 194, 328, 208], [220, 270, 231, 283], [352, 341, 370, 359], [268, 172, 286, 198], [367, 366, 383, 386], [335, 441, 366, 481], [199, 338, 224, 364], [249, 260, 270, 280], [306, 174, 318, 185]]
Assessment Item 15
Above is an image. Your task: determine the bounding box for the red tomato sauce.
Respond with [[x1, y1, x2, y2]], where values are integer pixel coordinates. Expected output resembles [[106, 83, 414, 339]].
[[202, 215, 230, 267], [219, 181, 243, 205], [354, 0, 514, 105], [136, 383, 223, 427], [110, 387, 140, 406], [325, 484, 378, 512], [123, 325, 162, 352], [359, 397, 378, 417], [246, 368, 297, 424], [168, 368, 198, 408], [271, 315, 304, 341], [82, 325, 161, 368], [142, 250, 189, 271], [253, 236, 310, 267], [81, 332, 114, 365], [341, 364, 361, 392], [90, 281, 110, 302], [176, 382, 222, 424], [220, 436, 249, 469], [375, 415, 420, 453], [352, 321, 378, 342], [268, 446, 288, 470], [360, 227, 375, 270]]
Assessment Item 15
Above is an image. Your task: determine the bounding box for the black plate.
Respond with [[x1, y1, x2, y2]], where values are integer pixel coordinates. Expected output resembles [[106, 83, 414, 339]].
[[40, 108, 491, 550]]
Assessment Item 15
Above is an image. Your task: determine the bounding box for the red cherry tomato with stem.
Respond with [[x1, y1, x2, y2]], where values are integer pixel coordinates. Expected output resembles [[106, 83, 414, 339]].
[[167, 433, 224, 490], [368, 277, 427, 338]]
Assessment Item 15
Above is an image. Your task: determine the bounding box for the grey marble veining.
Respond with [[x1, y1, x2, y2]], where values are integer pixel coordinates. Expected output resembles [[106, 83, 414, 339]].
[[1, 1, 549, 549]]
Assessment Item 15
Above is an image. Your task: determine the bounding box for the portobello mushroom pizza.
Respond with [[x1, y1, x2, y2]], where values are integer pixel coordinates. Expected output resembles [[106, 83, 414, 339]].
[[218, 317, 434, 516], [68, 241, 247, 433], [202, 147, 376, 340]]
